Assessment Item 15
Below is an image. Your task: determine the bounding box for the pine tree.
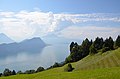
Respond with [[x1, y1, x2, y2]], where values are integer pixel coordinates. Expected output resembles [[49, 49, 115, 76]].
[[81, 38, 91, 56], [115, 35, 120, 48], [70, 42, 74, 52], [103, 37, 114, 51], [93, 37, 104, 50], [12, 70, 16, 75], [109, 37, 114, 50]]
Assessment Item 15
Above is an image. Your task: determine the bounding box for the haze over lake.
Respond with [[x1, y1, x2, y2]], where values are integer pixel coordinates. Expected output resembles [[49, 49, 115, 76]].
[[0, 44, 69, 72]]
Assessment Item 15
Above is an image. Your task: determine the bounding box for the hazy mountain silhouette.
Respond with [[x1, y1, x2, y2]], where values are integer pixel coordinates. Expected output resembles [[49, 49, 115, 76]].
[[0, 37, 46, 57], [0, 33, 14, 44]]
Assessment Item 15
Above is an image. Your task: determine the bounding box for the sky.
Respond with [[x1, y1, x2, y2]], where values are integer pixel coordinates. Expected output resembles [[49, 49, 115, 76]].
[[0, 0, 120, 41]]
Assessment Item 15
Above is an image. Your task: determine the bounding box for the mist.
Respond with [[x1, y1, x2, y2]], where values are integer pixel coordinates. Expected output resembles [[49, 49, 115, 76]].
[[0, 44, 69, 72]]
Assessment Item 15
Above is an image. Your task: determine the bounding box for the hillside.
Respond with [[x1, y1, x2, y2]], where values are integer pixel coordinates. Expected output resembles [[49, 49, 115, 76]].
[[75, 48, 120, 70], [0, 48, 120, 79]]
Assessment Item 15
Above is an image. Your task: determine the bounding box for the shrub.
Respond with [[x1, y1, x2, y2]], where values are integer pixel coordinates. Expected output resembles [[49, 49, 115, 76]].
[[36, 67, 44, 72], [12, 70, 16, 75], [64, 63, 74, 72], [3, 68, 12, 76], [52, 62, 60, 68], [17, 71, 23, 74], [24, 70, 36, 74], [0, 73, 2, 77]]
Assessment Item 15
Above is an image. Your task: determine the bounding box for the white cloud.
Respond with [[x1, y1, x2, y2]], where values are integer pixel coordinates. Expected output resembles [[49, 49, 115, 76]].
[[0, 10, 120, 41], [0, 12, 14, 18], [57, 26, 120, 40]]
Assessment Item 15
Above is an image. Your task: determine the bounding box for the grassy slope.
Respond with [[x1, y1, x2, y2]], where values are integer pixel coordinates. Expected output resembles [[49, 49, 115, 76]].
[[75, 48, 120, 70], [0, 48, 120, 79]]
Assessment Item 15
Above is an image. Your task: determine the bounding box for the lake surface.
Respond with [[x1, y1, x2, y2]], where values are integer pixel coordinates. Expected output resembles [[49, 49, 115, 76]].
[[0, 44, 69, 72]]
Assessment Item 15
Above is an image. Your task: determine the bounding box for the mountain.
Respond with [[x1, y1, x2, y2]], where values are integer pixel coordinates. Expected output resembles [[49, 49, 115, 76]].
[[0, 37, 46, 57], [0, 33, 14, 44]]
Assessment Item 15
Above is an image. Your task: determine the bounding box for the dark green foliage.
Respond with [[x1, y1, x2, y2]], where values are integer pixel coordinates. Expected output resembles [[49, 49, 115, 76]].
[[81, 38, 92, 57], [103, 37, 114, 50], [12, 70, 16, 75], [3, 68, 12, 76], [64, 63, 74, 72], [115, 35, 120, 48], [24, 70, 36, 74], [17, 71, 23, 74], [65, 55, 72, 63], [0, 73, 2, 77], [52, 62, 60, 68], [71, 46, 83, 62], [66, 36, 116, 63], [89, 44, 97, 55], [93, 37, 104, 50], [66, 38, 92, 63], [67, 45, 83, 62], [70, 42, 75, 52], [36, 67, 44, 72], [109, 37, 114, 49], [2, 69, 17, 77], [47, 62, 65, 70]]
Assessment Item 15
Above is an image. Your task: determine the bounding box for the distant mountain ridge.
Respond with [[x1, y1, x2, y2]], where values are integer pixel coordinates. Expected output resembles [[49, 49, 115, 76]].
[[0, 37, 46, 57], [0, 33, 14, 44]]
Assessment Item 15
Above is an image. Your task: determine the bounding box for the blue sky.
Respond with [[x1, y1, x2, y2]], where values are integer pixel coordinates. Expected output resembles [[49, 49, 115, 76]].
[[0, 0, 120, 13], [0, 0, 120, 41]]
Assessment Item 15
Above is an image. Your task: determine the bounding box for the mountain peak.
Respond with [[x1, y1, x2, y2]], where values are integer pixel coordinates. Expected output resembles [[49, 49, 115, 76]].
[[21, 37, 46, 46], [0, 33, 14, 44], [0, 37, 46, 57], [0, 33, 6, 36], [22, 37, 42, 42]]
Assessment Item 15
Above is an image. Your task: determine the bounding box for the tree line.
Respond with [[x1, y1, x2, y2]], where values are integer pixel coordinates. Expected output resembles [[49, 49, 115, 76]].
[[0, 66, 44, 77], [47, 35, 120, 72], [65, 35, 120, 63]]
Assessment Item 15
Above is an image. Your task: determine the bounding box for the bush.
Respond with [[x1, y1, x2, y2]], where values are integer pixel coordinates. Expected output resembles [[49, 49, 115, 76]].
[[24, 70, 36, 74], [52, 62, 60, 68], [64, 63, 74, 72], [0, 73, 2, 77], [12, 70, 16, 75], [17, 71, 23, 74], [3, 68, 12, 76], [36, 67, 44, 72], [115, 35, 120, 47]]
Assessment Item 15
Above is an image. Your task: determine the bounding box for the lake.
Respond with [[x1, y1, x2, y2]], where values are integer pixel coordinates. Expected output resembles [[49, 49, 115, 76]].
[[0, 44, 69, 72]]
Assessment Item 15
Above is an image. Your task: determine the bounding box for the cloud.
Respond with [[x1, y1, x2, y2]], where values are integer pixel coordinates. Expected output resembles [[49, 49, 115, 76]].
[[0, 12, 14, 18], [57, 26, 120, 40], [0, 11, 120, 41]]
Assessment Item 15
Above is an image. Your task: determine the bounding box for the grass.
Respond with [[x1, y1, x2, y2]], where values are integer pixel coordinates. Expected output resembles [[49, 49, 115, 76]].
[[0, 48, 120, 79], [75, 48, 120, 70], [0, 67, 120, 79]]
